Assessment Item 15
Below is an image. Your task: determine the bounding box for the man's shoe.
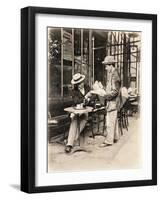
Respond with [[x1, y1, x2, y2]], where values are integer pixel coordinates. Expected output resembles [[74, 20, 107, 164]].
[[99, 143, 112, 148], [65, 145, 72, 153]]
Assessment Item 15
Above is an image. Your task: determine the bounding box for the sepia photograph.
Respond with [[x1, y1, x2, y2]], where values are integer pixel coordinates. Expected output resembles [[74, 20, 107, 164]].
[[21, 6, 157, 193], [47, 27, 141, 173]]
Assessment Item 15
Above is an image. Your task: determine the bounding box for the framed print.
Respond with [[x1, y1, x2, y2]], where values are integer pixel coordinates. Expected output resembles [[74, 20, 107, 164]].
[[21, 6, 157, 193]]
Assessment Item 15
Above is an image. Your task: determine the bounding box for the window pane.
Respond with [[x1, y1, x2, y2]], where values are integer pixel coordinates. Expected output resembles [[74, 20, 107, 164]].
[[48, 28, 61, 97], [63, 29, 73, 97]]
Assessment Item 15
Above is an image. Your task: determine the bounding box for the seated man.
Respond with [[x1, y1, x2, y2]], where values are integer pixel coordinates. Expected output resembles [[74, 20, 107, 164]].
[[65, 73, 93, 153]]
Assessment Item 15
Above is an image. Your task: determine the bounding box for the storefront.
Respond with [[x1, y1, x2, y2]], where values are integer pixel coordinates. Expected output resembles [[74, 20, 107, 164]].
[[48, 27, 141, 117]]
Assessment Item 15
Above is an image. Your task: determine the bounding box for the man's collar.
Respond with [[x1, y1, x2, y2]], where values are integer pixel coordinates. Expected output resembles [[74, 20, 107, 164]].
[[108, 67, 115, 73]]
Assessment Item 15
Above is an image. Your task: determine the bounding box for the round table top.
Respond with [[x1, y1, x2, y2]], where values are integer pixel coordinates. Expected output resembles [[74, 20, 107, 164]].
[[64, 106, 93, 115]]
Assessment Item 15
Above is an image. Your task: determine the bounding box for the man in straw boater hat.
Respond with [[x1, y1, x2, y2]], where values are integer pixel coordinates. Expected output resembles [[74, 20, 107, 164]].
[[65, 73, 92, 153], [99, 56, 121, 147]]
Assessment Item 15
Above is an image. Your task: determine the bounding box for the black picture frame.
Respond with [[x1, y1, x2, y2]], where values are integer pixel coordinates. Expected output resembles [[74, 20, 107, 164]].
[[21, 6, 157, 193]]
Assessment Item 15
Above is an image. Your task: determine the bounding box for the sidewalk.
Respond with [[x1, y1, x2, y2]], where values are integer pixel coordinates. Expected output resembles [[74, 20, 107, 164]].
[[48, 116, 141, 172]]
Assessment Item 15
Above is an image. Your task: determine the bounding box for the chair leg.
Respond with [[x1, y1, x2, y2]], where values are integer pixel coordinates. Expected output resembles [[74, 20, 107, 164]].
[[125, 114, 128, 131], [126, 112, 129, 126], [91, 116, 95, 138], [121, 114, 125, 129], [102, 114, 106, 134], [122, 113, 127, 131], [118, 118, 123, 135], [97, 113, 100, 134]]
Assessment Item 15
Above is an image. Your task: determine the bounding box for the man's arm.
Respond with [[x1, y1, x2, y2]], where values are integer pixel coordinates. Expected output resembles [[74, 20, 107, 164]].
[[104, 88, 119, 100], [105, 69, 120, 100]]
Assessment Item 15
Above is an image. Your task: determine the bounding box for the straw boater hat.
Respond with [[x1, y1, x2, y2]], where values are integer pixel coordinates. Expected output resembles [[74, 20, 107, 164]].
[[71, 73, 85, 85], [102, 56, 117, 65]]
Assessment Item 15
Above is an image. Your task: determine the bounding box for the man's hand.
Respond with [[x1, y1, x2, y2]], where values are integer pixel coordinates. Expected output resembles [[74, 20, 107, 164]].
[[85, 91, 92, 99], [70, 113, 75, 119]]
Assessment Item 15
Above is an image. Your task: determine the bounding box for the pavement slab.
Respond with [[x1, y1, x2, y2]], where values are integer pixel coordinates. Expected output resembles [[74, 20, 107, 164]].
[[48, 116, 141, 172]]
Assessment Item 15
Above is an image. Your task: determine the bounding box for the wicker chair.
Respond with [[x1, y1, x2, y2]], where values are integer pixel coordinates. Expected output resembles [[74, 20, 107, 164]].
[[118, 101, 129, 135]]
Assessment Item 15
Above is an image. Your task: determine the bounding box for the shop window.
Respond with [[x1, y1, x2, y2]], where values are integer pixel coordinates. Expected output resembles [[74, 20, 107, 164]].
[[48, 28, 92, 98]]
